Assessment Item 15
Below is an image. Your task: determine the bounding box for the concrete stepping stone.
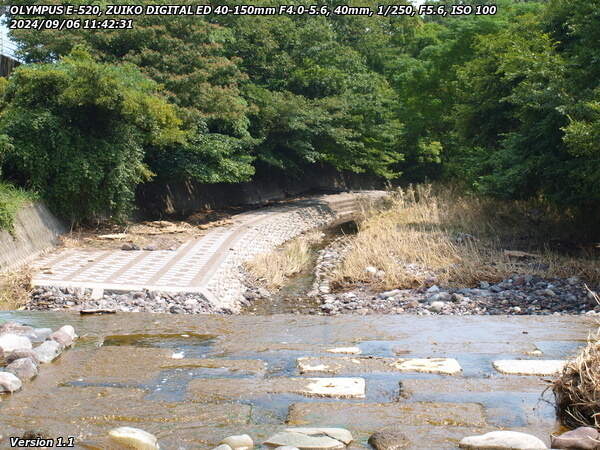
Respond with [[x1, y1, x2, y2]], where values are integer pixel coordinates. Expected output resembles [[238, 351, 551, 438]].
[[189, 377, 366, 400], [492, 360, 565, 376], [326, 347, 361, 355], [264, 431, 345, 449], [459, 430, 547, 449], [301, 378, 365, 398], [80, 346, 266, 383], [287, 402, 486, 429], [284, 428, 352, 445], [297, 356, 462, 375]]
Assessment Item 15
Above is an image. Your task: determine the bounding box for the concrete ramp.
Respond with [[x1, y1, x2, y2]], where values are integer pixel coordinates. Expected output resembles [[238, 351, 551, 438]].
[[31, 192, 386, 310]]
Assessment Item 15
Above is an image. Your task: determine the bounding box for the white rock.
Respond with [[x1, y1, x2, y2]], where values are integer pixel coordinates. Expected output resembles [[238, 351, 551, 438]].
[[393, 358, 462, 375], [31, 328, 53, 341], [6, 358, 38, 381], [426, 285, 440, 293], [34, 340, 62, 363], [0, 371, 22, 393], [365, 266, 377, 275], [108, 427, 159, 450], [492, 360, 565, 376], [275, 447, 300, 450], [459, 430, 547, 449], [326, 347, 361, 355], [284, 428, 352, 445], [220, 434, 253, 449], [429, 301, 446, 312], [49, 330, 73, 348], [0, 333, 32, 353], [58, 325, 77, 340], [171, 352, 185, 359], [302, 377, 365, 398], [213, 446, 232, 450]]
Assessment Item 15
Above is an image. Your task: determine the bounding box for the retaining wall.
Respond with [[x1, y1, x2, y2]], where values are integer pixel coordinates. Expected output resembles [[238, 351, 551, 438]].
[[0, 203, 66, 272], [136, 164, 384, 218]]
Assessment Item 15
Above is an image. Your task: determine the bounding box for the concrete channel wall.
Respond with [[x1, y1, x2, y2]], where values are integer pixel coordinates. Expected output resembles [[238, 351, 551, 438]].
[[0, 203, 66, 272]]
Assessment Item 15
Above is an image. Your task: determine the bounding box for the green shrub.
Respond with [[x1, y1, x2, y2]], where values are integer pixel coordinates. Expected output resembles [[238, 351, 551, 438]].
[[0, 48, 184, 224], [0, 182, 37, 232]]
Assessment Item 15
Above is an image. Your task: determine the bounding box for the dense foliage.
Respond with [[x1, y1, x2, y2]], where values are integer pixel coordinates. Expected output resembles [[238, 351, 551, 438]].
[[1, 0, 599, 222], [0, 48, 183, 222]]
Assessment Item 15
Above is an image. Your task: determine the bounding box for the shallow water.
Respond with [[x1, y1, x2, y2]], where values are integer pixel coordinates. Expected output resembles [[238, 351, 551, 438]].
[[0, 312, 594, 448]]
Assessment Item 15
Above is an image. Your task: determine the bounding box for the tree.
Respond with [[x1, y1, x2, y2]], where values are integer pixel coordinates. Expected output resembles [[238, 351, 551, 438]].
[[0, 48, 184, 223]]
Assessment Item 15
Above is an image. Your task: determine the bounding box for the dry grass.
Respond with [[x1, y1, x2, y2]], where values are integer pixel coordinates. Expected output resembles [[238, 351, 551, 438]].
[[245, 231, 324, 290], [553, 297, 600, 430], [332, 184, 600, 290], [0, 267, 32, 310]]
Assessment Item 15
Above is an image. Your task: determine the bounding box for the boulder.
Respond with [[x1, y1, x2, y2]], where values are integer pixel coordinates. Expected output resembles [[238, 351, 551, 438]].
[[220, 434, 253, 449], [368, 429, 409, 450], [108, 427, 159, 450], [0, 372, 22, 393], [429, 301, 446, 313], [212, 446, 232, 450], [5, 349, 39, 365], [6, 358, 38, 381], [31, 328, 53, 341], [48, 330, 73, 349], [57, 325, 77, 341], [0, 333, 32, 353], [0, 322, 34, 335], [551, 427, 600, 449], [459, 431, 547, 449], [33, 340, 62, 364]]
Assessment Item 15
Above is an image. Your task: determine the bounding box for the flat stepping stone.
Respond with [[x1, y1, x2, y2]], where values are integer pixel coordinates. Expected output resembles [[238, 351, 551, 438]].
[[80, 347, 266, 382], [264, 428, 352, 449], [300, 378, 365, 398], [285, 428, 353, 445], [297, 356, 462, 375], [287, 401, 486, 429], [326, 347, 361, 355], [459, 430, 547, 449], [189, 377, 365, 400], [492, 360, 565, 376]]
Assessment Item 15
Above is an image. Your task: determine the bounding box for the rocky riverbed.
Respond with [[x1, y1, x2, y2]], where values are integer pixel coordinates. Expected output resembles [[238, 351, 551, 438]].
[[25, 287, 234, 314], [305, 238, 600, 316]]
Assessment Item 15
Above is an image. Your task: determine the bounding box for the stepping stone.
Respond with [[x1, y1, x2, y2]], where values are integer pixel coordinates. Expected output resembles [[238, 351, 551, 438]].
[[300, 378, 365, 398], [459, 430, 547, 449], [400, 376, 548, 397], [189, 377, 366, 400], [297, 356, 461, 375], [287, 401, 486, 429], [264, 432, 345, 449], [285, 428, 353, 445], [326, 347, 361, 355], [492, 360, 565, 376], [81, 347, 265, 382]]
